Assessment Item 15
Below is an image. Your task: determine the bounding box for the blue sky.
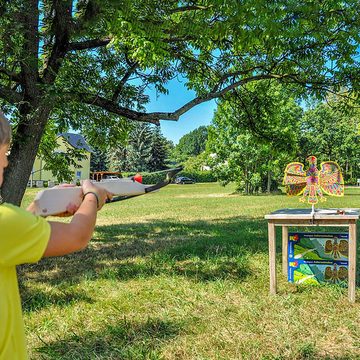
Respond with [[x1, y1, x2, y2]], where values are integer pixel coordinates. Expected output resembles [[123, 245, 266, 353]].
[[145, 79, 217, 144]]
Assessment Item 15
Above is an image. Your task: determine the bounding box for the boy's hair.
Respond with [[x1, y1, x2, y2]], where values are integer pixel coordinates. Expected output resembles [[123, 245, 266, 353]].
[[0, 110, 11, 146]]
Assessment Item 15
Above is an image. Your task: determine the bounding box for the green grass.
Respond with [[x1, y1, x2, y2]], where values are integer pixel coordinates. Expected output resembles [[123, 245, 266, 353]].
[[19, 184, 360, 359]]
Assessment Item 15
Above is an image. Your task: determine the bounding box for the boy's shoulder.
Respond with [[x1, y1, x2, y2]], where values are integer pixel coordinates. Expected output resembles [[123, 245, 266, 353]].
[[1, 202, 29, 216], [0, 202, 46, 227]]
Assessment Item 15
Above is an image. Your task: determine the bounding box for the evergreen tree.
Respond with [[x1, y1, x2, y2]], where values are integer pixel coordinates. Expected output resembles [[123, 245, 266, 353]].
[[108, 124, 172, 172], [148, 127, 169, 171], [107, 145, 129, 172], [127, 123, 153, 172], [90, 147, 108, 172]]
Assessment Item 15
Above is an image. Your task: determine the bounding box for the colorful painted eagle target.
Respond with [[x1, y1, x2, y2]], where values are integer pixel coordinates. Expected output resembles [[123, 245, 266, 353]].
[[283, 156, 344, 204]]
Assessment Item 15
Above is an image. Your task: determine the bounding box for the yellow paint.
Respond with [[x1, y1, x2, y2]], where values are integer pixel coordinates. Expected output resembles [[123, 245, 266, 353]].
[[30, 135, 91, 184]]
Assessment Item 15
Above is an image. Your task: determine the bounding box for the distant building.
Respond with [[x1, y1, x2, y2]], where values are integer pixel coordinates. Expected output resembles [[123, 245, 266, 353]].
[[201, 153, 219, 171], [30, 133, 92, 186]]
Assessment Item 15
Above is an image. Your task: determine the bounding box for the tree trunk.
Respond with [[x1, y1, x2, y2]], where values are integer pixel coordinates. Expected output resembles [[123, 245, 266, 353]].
[[267, 170, 272, 193], [2, 106, 51, 205], [244, 168, 249, 194]]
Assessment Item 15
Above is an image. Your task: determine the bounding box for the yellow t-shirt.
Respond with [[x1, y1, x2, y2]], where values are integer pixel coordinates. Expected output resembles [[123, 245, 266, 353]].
[[0, 203, 50, 360]]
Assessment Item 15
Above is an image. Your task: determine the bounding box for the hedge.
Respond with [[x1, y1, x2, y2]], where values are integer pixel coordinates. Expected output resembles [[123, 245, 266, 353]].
[[121, 170, 217, 184]]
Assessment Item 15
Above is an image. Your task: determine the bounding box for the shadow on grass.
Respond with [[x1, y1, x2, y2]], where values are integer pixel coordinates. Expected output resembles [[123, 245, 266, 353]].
[[35, 317, 182, 359], [18, 217, 267, 291], [18, 216, 360, 311], [20, 284, 93, 313]]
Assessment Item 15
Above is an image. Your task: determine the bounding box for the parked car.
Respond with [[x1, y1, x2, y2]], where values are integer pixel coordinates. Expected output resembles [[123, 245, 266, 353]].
[[103, 175, 121, 180], [175, 176, 195, 184]]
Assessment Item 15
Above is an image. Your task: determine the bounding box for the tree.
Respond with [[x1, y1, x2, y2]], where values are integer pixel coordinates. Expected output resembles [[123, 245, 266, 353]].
[[299, 101, 360, 181], [207, 81, 303, 193], [172, 125, 208, 162], [108, 122, 152, 172], [107, 123, 169, 172], [90, 147, 108, 172], [148, 127, 169, 172], [0, 1, 359, 204], [126, 123, 153, 172], [183, 152, 209, 172]]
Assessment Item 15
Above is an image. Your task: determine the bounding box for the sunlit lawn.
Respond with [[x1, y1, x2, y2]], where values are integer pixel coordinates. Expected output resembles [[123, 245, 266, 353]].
[[19, 184, 360, 359]]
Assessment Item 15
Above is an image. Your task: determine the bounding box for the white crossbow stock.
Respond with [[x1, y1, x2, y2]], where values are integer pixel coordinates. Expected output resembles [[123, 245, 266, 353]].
[[32, 167, 182, 216]]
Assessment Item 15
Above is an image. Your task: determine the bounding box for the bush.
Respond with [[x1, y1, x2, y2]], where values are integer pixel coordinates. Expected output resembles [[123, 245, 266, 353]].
[[121, 171, 166, 185], [345, 178, 359, 185], [177, 170, 217, 183], [121, 170, 217, 184]]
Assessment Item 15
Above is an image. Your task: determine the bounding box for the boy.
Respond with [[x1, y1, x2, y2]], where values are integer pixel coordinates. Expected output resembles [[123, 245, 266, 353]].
[[0, 111, 112, 359]]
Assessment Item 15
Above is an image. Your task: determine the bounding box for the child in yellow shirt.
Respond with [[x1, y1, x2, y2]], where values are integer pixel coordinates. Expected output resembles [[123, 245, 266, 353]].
[[0, 111, 112, 359]]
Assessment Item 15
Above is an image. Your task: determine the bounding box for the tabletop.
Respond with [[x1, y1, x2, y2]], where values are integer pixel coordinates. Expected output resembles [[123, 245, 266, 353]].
[[265, 208, 359, 221]]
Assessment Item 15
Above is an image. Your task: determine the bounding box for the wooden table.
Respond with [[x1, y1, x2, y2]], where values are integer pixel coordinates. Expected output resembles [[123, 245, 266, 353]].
[[265, 208, 359, 302]]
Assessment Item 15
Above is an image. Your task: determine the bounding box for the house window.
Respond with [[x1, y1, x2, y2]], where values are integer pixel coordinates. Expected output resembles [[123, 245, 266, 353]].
[[76, 171, 82, 179]]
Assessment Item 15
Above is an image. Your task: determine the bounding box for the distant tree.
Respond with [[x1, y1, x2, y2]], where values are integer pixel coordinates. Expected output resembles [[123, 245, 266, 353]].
[[107, 144, 129, 173], [148, 127, 169, 171], [108, 123, 152, 172], [108, 123, 170, 172], [173, 126, 208, 162], [183, 152, 209, 172], [299, 101, 360, 181], [207, 81, 303, 193], [90, 147, 108, 172], [127, 123, 153, 171], [164, 139, 176, 167]]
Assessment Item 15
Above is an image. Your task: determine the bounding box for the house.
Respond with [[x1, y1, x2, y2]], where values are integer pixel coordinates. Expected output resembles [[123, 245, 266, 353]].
[[200, 153, 225, 171], [30, 133, 92, 186]]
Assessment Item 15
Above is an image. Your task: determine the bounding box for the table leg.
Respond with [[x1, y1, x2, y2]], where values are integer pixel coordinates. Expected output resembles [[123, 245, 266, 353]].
[[282, 226, 288, 278], [268, 222, 277, 295], [348, 222, 357, 303]]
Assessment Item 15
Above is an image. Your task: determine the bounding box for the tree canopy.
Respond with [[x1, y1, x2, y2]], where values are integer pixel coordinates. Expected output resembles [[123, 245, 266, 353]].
[[172, 125, 209, 162], [299, 99, 360, 181], [0, 0, 359, 204], [207, 82, 360, 193], [207, 81, 303, 193], [107, 122, 170, 172]]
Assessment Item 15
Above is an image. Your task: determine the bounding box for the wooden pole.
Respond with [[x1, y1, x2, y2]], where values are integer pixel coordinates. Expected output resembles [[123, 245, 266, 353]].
[[268, 222, 277, 295], [348, 221, 357, 303], [282, 226, 289, 277]]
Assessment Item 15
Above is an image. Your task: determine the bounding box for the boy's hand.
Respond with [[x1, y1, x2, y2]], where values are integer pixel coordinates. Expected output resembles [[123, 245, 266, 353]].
[[82, 180, 113, 210], [27, 183, 80, 217]]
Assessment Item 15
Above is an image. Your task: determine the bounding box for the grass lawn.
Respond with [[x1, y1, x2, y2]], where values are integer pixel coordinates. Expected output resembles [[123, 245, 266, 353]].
[[19, 184, 360, 359]]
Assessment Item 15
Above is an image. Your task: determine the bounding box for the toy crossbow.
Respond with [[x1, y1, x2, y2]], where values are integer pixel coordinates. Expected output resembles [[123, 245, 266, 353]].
[[32, 167, 182, 216], [283, 155, 344, 212]]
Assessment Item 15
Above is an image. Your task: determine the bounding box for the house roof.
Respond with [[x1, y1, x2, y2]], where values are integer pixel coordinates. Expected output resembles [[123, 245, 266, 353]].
[[59, 133, 93, 152]]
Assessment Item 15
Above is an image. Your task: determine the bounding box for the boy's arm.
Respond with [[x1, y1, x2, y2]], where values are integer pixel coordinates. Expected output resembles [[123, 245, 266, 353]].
[[33, 180, 112, 258], [44, 192, 98, 257]]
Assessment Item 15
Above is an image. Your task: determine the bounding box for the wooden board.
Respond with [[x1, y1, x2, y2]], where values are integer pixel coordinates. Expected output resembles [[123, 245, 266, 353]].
[[265, 208, 359, 220]]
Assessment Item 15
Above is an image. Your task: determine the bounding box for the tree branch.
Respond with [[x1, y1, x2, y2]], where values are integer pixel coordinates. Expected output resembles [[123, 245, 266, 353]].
[[0, 85, 23, 104], [19, 0, 40, 97], [112, 62, 139, 102], [42, 0, 73, 84], [61, 73, 308, 124], [68, 37, 111, 51], [169, 5, 212, 14], [164, 74, 286, 120], [56, 90, 159, 124], [0, 66, 21, 82]]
